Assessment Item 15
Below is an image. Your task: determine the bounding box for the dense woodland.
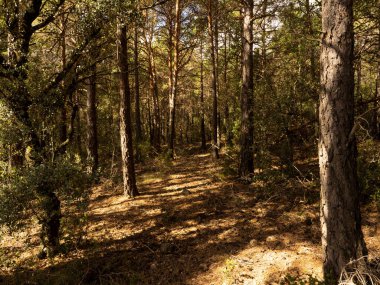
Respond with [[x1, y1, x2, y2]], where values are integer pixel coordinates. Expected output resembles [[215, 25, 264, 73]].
[[0, 0, 379, 284]]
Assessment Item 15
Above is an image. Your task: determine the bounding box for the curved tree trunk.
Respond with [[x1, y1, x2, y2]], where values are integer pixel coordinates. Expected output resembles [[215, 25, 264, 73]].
[[319, 0, 367, 281]]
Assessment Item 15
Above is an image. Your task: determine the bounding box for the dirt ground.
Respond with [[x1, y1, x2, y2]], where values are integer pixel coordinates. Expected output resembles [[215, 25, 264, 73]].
[[0, 148, 379, 284]]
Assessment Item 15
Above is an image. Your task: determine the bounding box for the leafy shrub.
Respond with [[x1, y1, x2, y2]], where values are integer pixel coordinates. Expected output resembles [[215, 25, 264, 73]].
[[280, 274, 325, 285], [0, 159, 90, 248]]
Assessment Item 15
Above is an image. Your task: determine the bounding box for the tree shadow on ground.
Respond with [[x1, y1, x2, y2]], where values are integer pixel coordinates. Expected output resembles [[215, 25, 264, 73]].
[[0, 151, 327, 284]]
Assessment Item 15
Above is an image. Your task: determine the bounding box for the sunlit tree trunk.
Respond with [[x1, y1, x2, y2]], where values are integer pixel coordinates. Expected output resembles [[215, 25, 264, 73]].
[[239, 0, 254, 176], [319, 0, 367, 281], [117, 23, 138, 198], [148, 41, 161, 150], [207, 0, 219, 159], [168, 0, 181, 158], [134, 24, 143, 160]]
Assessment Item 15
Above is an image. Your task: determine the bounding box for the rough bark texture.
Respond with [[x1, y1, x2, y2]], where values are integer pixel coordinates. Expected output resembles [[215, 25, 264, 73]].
[[239, 0, 254, 177], [207, 0, 219, 159], [117, 23, 139, 198], [319, 0, 367, 281], [86, 65, 98, 176]]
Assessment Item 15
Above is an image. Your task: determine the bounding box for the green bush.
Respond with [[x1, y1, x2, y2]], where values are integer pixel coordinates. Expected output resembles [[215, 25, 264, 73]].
[[0, 159, 90, 248], [280, 274, 325, 285]]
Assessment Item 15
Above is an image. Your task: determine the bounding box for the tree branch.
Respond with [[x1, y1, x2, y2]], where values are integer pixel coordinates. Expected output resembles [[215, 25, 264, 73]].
[[32, 0, 66, 32]]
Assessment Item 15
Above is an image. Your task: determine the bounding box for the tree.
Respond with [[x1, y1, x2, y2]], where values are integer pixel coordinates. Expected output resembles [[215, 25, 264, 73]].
[[167, 0, 181, 158], [200, 39, 207, 150], [319, 0, 367, 281], [86, 64, 99, 177], [117, 22, 139, 198], [134, 23, 143, 159], [239, 0, 254, 177], [207, 0, 219, 159], [0, 0, 98, 257]]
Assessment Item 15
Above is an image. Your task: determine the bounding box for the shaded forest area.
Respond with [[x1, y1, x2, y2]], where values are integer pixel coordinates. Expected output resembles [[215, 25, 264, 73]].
[[0, 0, 379, 284]]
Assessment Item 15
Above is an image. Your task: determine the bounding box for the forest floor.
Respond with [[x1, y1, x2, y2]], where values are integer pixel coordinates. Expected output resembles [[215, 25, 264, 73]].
[[0, 145, 379, 284]]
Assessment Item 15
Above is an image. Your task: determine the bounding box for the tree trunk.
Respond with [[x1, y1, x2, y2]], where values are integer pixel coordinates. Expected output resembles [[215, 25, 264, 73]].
[[319, 0, 367, 281], [86, 65, 99, 177], [239, 0, 254, 177], [208, 0, 219, 159], [134, 24, 143, 159], [200, 40, 207, 150], [148, 41, 161, 150], [168, 0, 181, 158], [371, 63, 380, 140], [117, 23, 139, 198], [59, 14, 68, 154]]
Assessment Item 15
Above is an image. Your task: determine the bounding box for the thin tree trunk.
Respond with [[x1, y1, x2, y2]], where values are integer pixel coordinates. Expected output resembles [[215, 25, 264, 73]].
[[117, 23, 139, 198], [208, 0, 219, 159], [200, 40, 207, 150], [372, 63, 380, 140], [86, 65, 99, 177], [148, 42, 161, 150], [239, 0, 254, 177], [168, 0, 181, 158], [134, 24, 143, 159], [59, 14, 68, 153], [319, 0, 367, 281]]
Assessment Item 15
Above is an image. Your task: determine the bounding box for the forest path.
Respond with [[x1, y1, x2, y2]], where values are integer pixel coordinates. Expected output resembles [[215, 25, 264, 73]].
[[1, 149, 379, 284], [86, 150, 325, 284]]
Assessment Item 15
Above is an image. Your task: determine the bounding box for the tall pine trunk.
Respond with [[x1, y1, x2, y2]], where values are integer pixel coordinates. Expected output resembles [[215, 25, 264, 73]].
[[148, 42, 161, 150], [168, 0, 181, 158], [319, 0, 367, 281], [117, 23, 138, 198], [134, 25, 143, 159], [208, 0, 219, 159], [200, 40, 207, 150], [239, 0, 254, 177]]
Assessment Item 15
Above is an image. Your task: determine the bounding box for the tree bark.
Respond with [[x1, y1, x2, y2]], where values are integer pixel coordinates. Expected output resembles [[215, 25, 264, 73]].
[[148, 40, 161, 150], [134, 24, 143, 159], [239, 0, 254, 177], [117, 23, 139, 198], [200, 39, 207, 150], [86, 65, 99, 177], [319, 0, 367, 281], [168, 0, 181, 158], [208, 0, 219, 159]]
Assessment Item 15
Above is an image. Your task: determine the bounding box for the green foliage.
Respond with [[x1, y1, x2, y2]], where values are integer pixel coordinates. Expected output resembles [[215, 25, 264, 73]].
[[358, 140, 380, 206], [280, 274, 325, 285], [0, 160, 90, 243]]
